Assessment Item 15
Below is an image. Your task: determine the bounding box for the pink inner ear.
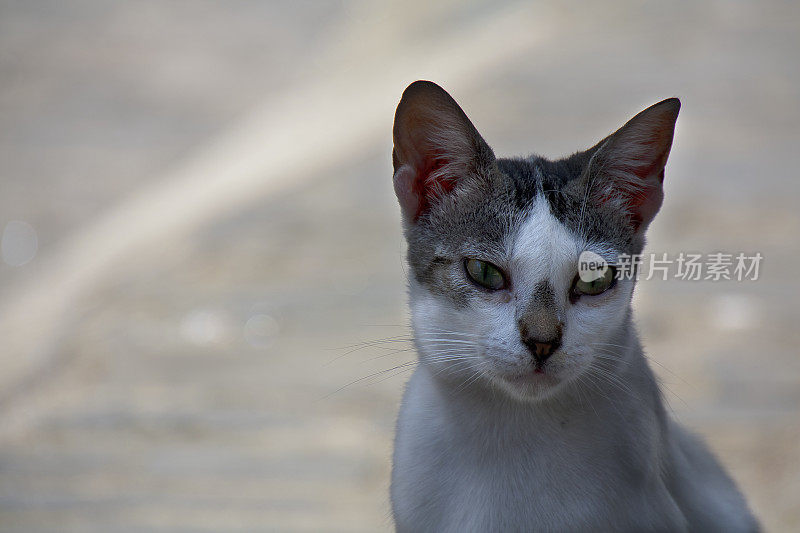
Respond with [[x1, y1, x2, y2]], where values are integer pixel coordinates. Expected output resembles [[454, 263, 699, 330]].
[[594, 163, 665, 232], [592, 131, 671, 231], [393, 165, 421, 221], [394, 155, 455, 222]]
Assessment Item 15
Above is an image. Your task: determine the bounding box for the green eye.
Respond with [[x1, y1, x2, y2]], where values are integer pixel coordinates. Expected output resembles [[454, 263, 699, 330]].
[[573, 265, 616, 296], [464, 258, 506, 290]]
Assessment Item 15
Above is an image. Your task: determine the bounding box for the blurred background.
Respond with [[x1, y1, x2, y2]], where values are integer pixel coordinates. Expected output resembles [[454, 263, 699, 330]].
[[0, 1, 798, 531]]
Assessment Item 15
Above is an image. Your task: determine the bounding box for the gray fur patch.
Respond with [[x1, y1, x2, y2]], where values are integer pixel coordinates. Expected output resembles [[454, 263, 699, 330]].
[[405, 152, 641, 302]]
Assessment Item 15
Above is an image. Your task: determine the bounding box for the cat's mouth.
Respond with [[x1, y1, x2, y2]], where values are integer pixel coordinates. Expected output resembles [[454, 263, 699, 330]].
[[502, 364, 559, 388]]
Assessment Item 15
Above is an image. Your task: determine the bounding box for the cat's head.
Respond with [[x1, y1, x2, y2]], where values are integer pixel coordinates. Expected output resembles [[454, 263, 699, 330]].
[[393, 81, 679, 401]]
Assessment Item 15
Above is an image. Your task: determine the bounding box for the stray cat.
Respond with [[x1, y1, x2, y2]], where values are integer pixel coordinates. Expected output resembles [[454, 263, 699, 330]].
[[390, 81, 758, 532]]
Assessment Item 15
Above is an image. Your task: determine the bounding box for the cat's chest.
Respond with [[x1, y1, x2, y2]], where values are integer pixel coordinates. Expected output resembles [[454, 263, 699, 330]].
[[430, 414, 619, 502], [391, 371, 668, 531], [393, 414, 677, 532], [394, 421, 646, 532]]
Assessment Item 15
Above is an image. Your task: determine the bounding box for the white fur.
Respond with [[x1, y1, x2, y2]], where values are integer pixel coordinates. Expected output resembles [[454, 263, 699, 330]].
[[391, 199, 757, 532]]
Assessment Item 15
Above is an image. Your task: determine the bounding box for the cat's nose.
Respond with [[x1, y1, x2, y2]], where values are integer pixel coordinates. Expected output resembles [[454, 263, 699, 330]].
[[521, 336, 561, 364], [517, 305, 564, 365]]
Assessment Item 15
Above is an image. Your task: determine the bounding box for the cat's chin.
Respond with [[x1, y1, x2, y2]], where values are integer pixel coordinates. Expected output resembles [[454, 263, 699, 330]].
[[489, 368, 566, 402]]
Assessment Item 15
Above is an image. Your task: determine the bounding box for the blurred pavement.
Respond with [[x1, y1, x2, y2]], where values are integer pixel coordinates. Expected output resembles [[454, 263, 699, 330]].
[[0, 1, 798, 531]]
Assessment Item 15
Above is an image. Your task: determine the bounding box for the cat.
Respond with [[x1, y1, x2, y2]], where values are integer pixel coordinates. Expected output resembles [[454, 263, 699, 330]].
[[389, 81, 758, 532]]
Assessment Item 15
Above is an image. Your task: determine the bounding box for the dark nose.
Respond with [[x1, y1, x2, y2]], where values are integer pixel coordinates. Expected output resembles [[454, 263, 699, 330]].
[[521, 336, 561, 364]]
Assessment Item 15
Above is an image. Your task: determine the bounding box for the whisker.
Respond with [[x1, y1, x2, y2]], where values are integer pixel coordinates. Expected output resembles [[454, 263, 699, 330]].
[[418, 326, 482, 336], [321, 360, 420, 399], [586, 361, 635, 398], [358, 348, 418, 363], [454, 368, 485, 394], [325, 335, 414, 365]]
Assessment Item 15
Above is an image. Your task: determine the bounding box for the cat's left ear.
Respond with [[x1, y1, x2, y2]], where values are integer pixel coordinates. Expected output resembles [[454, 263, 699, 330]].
[[583, 98, 680, 233], [392, 81, 495, 223]]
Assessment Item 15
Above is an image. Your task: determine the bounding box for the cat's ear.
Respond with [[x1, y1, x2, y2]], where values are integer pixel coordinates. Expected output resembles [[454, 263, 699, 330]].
[[583, 98, 680, 233], [392, 80, 495, 222]]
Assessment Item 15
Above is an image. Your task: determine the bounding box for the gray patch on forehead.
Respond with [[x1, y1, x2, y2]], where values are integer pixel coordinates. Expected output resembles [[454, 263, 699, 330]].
[[499, 156, 639, 255], [404, 153, 642, 299]]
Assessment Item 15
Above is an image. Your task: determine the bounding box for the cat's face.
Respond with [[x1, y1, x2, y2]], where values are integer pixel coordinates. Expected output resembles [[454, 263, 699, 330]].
[[393, 81, 679, 401], [407, 190, 635, 401]]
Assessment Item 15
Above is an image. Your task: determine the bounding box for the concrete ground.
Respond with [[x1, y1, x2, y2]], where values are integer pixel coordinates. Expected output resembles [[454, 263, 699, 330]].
[[0, 1, 798, 531]]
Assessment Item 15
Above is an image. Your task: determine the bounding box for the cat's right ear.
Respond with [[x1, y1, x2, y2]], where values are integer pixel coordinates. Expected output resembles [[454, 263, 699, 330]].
[[392, 81, 495, 222]]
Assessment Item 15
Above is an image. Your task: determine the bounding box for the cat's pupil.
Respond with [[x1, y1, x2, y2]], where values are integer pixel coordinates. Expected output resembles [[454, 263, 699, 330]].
[[573, 266, 616, 296], [465, 258, 505, 290]]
